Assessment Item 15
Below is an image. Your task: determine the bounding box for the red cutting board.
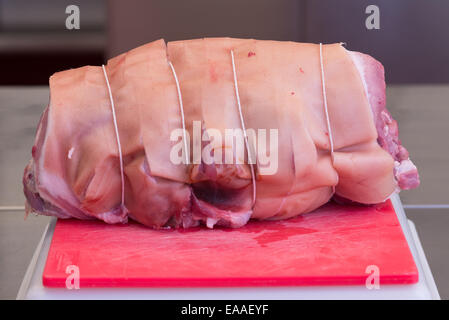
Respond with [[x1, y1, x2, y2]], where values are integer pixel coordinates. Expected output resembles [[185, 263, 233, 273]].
[[42, 200, 418, 287]]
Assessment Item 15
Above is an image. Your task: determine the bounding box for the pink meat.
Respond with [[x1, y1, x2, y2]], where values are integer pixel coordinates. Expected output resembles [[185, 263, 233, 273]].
[[23, 38, 419, 229], [349, 51, 419, 190]]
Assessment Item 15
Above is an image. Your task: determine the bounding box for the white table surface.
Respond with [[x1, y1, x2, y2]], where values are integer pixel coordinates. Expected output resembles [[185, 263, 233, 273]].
[[16, 195, 440, 300]]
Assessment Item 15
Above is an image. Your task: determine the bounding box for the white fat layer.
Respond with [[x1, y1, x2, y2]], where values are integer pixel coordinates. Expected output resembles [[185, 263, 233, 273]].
[[96, 209, 127, 224], [348, 50, 370, 102], [345, 49, 375, 124], [68, 147, 75, 159], [229, 210, 252, 227], [206, 217, 218, 229], [395, 159, 417, 174]]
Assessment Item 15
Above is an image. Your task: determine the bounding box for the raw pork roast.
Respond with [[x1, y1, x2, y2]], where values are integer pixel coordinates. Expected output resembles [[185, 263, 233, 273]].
[[23, 38, 419, 229]]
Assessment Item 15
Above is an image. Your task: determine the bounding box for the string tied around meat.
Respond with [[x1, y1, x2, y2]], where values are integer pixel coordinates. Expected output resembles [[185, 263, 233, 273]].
[[168, 61, 190, 165], [102, 64, 126, 209], [230, 50, 257, 207], [319, 43, 336, 194]]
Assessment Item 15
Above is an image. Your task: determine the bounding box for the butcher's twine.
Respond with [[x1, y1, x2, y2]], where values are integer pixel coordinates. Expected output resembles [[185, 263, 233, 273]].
[[99, 47, 333, 210], [168, 61, 190, 165], [102, 65, 126, 209], [231, 50, 257, 206], [319, 43, 336, 194]]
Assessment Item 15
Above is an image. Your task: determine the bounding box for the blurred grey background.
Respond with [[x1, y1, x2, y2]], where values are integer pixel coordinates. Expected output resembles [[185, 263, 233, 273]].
[[0, 0, 448, 84]]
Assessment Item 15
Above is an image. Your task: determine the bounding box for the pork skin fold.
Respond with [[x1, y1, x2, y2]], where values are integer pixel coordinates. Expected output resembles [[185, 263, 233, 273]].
[[23, 38, 419, 229]]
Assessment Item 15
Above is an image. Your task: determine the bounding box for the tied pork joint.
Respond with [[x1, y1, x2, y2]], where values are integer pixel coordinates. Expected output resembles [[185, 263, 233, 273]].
[[23, 38, 420, 229]]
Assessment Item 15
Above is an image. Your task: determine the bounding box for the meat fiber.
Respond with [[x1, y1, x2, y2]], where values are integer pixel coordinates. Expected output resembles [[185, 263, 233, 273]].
[[23, 38, 419, 229]]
